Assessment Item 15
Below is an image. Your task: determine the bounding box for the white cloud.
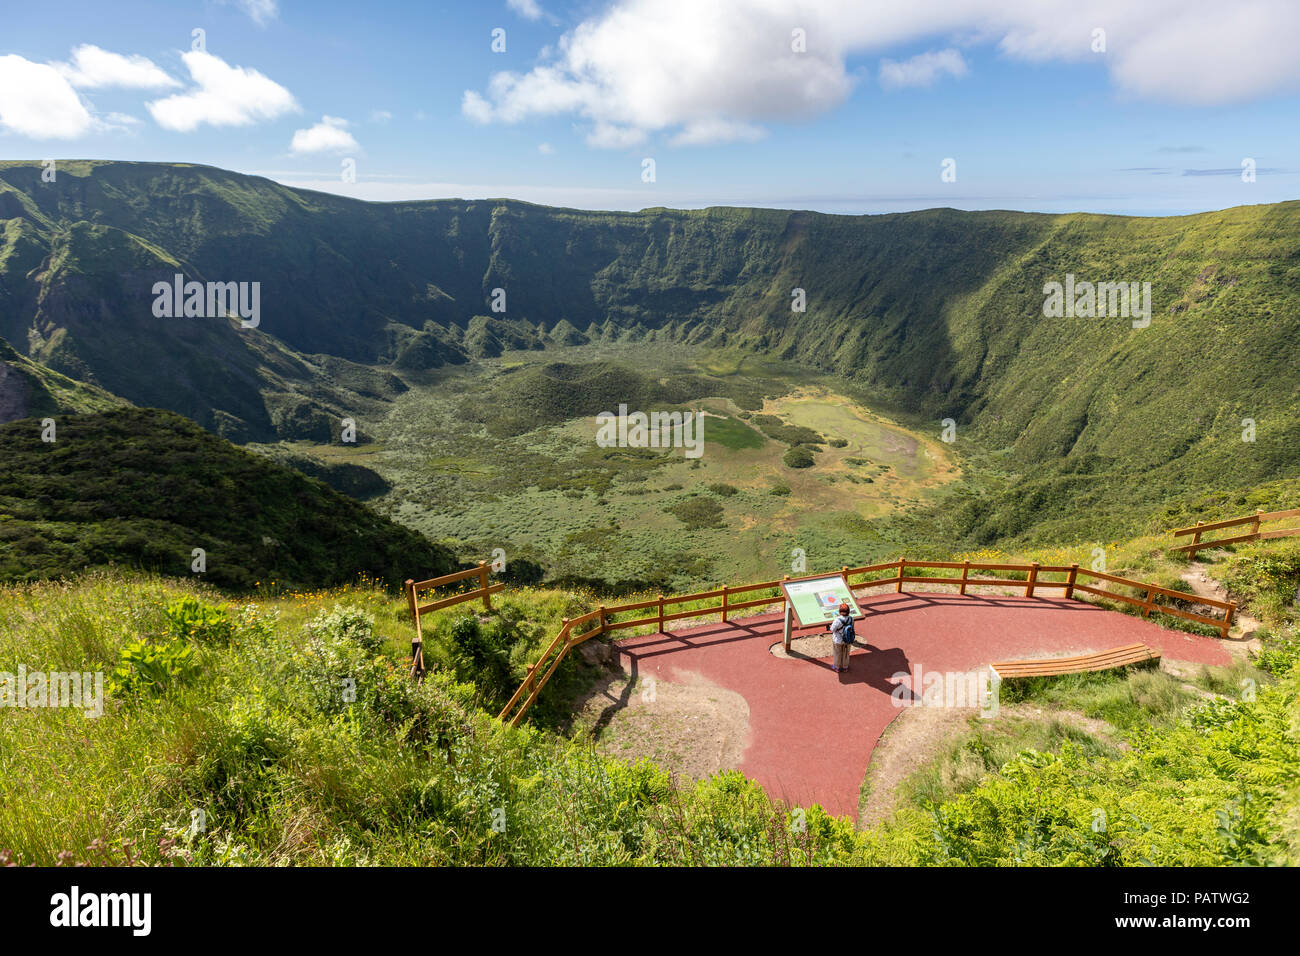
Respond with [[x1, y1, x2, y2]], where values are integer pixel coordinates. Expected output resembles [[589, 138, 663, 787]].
[[878, 49, 968, 90], [102, 111, 144, 131], [463, 0, 851, 147], [230, 0, 279, 25], [462, 0, 1300, 146], [670, 119, 765, 147], [538, 142, 555, 154], [56, 45, 179, 90], [290, 115, 360, 154], [147, 51, 298, 131], [508, 0, 544, 21], [0, 53, 165, 139], [0, 55, 95, 139], [586, 122, 646, 149], [998, 1, 1300, 104], [370, 109, 393, 124], [461, 91, 495, 124]]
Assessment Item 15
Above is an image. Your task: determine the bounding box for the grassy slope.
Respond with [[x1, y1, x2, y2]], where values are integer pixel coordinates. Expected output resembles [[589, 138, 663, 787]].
[[0, 407, 457, 591], [0, 539, 1295, 866]]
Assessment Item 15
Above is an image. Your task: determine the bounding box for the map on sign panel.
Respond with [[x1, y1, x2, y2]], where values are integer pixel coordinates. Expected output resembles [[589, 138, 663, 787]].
[[780, 575, 863, 627]]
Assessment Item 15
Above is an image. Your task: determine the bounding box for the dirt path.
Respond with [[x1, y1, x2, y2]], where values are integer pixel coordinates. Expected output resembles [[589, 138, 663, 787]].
[[568, 668, 751, 784], [1180, 560, 1263, 657]]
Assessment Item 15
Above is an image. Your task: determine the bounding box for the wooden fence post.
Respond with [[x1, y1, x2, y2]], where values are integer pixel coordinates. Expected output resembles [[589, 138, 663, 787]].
[[720, 585, 729, 623], [1191, 521, 1204, 557], [1253, 510, 1264, 539], [1141, 588, 1153, 619], [960, 560, 970, 595], [405, 578, 425, 681], [896, 557, 905, 593], [478, 561, 492, 612], [598, 605, 607, 636], [1221, 602, 1237, 639], [1065, 563, 1078, 600], [1026, 562, 1040, 598], [656, 594, 665, 632], [782, 574, 792, 652]]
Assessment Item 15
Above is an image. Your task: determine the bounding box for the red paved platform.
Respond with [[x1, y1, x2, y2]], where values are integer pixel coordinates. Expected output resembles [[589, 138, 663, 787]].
[[613, 590, 1233, 819]]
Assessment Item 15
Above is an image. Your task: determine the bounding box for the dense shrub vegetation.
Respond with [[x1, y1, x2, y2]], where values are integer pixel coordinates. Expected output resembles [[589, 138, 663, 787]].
[[1219, 539, 1300, 625], [782, 444, 818, 469], [0, 408, 457, 591], [664, 497, 726, 530]]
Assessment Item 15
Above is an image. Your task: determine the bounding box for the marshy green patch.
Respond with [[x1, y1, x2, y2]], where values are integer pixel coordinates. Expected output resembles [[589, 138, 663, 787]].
[[306, 345, 963, 592]]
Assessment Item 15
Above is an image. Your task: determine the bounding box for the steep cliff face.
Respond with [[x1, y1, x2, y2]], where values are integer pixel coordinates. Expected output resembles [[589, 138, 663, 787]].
[[1, 160, 1298, 489], [0, 334, 126, 424], [0, 358, 27, 423]]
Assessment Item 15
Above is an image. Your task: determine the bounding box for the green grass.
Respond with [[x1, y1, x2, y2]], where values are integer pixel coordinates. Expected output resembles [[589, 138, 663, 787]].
[[0, 570, 847, 865], [0, 335, 127, 419], [892, 714, 1122, 811], [703, 414, 765, 450], [879, 661, 1255, 818], [999, 667, 1195, 732], [1, 567, 1296, 866]]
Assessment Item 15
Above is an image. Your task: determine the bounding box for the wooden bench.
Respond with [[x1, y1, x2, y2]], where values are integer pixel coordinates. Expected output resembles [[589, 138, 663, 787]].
[[990, 642, 1160, 680]]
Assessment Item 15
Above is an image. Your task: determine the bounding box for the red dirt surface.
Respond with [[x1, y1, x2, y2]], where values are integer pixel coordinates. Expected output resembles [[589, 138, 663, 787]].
[[613, 590, 1232, 819]]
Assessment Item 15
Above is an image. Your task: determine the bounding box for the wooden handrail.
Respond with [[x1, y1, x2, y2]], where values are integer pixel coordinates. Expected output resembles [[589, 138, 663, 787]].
[[497, 618, 571, 723], [846, 561, 903, 574], [1171, 507, 1300, 537], [1170, 507, 1300, 556], [416, 583, 505, 614], [508, 639, 571, 725], [1077, 567, 1234, 609], [496, 555, 1238, 724], [405, 560, 500, 680], [408, 565, 486, 590]]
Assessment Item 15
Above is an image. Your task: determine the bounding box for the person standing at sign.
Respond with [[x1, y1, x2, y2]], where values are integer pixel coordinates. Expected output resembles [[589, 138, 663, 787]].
[[830, 602, 855, 672]]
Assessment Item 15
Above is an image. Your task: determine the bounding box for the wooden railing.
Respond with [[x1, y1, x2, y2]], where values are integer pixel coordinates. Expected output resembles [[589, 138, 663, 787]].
[[404, 561, 504, 679], [1171, 508, 1300, 557], [495, 557, 1237, 726]]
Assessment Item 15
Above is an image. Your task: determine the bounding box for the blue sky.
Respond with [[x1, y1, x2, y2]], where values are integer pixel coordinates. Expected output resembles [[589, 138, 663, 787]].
[[2, 0, 1298, 216]]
